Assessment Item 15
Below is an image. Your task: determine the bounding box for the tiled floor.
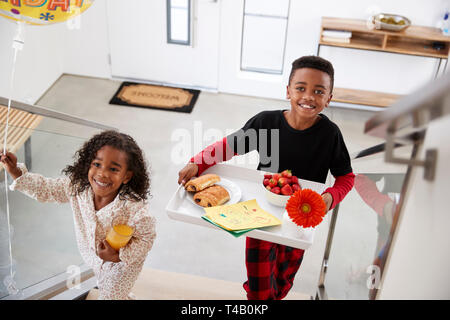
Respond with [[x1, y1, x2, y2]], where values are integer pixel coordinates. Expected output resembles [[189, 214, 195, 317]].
[[1, 74, 408, 299]]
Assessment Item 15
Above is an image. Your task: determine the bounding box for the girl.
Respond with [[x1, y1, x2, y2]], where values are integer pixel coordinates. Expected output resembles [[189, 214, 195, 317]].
[[1, 130, 156, 300]]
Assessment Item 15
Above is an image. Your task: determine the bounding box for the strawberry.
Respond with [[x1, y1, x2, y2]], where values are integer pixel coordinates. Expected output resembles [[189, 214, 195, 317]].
[[268, 178, 277, 188], [291, 176, 299, 184], [281, 184, 293, 196], [278, 177, 288, 187], [264, 174, 272, 179], [292, 183, 301, 192], [266, 185, 272, 191], [271, 186, 281, 194], [263, 178, 270, 186], [281, 169, 292, 178], [273, 173, 281, 181]]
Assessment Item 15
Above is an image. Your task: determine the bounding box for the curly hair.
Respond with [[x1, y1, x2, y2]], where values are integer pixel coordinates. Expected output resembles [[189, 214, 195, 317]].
[[288, 55, 334, 92], [62, 130, 150, 201]]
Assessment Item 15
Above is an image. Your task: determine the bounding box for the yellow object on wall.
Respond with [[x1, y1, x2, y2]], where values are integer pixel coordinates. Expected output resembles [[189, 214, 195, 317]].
[[0, 0, 95, 25]]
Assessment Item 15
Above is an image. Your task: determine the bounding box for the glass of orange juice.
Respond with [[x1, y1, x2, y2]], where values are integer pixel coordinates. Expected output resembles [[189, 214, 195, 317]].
[[106, 218, 134, 251]]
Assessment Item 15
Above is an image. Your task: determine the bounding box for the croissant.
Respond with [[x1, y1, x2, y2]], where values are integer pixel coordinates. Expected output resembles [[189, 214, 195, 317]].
[[193, 185, 230, 207], [185, 174, 220, 192]]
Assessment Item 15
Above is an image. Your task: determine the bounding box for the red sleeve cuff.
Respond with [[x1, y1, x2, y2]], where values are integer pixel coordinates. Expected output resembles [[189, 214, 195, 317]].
[[353, 174, 393, 216], [322, 172, 355, 210], [190, 137, 236, 176]]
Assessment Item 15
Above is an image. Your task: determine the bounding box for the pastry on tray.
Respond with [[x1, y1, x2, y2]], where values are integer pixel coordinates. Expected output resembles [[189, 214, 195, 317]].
[[185, 174, 220, 192], [193, 185, 230, 207]]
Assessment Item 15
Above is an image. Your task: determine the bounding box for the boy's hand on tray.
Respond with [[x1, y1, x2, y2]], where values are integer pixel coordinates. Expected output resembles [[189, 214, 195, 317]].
[[178, 163, 199, 185], [322, 192, 333, 212]]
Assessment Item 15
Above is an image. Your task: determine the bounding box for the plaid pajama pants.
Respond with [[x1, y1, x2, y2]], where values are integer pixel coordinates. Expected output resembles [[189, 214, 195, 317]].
[[243, 237, 305, 300]]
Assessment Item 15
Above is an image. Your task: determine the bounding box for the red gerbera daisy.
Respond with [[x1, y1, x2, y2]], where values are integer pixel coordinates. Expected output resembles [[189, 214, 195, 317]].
[[285, 189, 327, 228]]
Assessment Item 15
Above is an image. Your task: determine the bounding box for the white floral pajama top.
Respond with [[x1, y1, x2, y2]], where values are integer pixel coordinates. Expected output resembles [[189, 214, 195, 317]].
[[10, 163, 157, 300]]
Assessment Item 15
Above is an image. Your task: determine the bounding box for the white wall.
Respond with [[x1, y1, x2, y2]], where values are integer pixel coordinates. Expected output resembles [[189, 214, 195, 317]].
[[0, 0, 448, 103], [106, 0, 220, 89], [62, 0, 110, 79], [0, 0, 109, 105], [378, 115, 450, 299], [0, 21, 64, 104]]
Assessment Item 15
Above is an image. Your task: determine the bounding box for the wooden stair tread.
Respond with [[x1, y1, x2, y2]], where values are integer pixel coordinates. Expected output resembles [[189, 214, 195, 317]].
[[332, 87, 402, 107], [0, 106, 42, 153], [86, 268, 311, 300]]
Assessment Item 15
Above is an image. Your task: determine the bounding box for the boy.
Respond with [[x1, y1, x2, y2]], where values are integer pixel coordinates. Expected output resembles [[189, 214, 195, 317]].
[[178, 56, 355, 300]]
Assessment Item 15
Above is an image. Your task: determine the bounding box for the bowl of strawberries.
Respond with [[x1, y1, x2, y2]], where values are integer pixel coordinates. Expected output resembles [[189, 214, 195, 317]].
[[262, 170, 302, 207]]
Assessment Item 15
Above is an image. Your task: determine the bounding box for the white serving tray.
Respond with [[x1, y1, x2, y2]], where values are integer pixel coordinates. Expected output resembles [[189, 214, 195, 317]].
[[165, 164, 326, 250]]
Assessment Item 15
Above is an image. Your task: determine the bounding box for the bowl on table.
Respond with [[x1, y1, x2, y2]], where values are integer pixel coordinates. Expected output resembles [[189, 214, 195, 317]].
[[371, 13, 411, 32]]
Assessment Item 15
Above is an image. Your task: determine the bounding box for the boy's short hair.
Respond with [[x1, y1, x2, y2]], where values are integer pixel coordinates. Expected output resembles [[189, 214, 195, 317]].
[[288, 56, 334, 92]]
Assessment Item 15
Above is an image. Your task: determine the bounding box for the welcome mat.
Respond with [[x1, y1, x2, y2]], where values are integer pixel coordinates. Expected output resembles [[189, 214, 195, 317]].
[[109, 82, 200, 113]]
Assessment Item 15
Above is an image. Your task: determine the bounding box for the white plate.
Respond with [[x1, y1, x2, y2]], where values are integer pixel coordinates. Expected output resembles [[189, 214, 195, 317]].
[[186, 178, 242, 208]]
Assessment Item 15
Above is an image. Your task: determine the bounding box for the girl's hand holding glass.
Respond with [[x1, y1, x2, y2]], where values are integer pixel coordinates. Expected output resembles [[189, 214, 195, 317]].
[[97, 240, 121, 263]]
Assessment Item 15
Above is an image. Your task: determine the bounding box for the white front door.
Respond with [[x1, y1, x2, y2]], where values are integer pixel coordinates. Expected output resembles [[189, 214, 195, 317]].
[[106, 0, 220, 90], [107, 0, 298, 99], [218, 0, 294, 100]]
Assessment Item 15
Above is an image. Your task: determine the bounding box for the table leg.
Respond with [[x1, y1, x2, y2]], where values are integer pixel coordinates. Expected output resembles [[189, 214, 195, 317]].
[[315, 203, 340, 300]]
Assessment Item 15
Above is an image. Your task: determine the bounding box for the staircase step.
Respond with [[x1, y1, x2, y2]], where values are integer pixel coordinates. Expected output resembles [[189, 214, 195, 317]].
[[86, 268, 311, 300]]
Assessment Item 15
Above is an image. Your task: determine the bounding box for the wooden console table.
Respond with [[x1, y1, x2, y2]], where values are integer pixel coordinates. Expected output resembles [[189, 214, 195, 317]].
[[317, 17, 450, 108]]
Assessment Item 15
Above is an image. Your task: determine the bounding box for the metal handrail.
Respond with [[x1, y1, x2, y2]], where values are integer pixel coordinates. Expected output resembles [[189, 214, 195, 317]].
[[0, 96, 117, 131], [0, 98, 115, 300], [316, 69, 450, 300], [351, 128, 426, 161], [0, 264, 94, 300], [315, 203, 340, 300], [351, 142, 403, 160], [364, 71, 450, 139]]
